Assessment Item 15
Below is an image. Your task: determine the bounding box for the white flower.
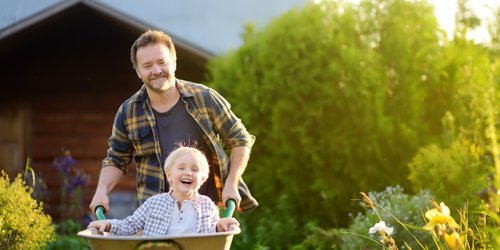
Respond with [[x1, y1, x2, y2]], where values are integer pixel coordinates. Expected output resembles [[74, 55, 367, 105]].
[[368, 220, 394, 235]]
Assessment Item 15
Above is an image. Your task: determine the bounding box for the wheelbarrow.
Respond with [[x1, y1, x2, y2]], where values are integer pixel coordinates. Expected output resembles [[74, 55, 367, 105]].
[[77, 199, 240, 250]]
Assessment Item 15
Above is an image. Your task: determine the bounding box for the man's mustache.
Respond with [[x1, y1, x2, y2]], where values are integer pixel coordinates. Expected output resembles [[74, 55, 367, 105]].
[[150, 72, 169, 80]]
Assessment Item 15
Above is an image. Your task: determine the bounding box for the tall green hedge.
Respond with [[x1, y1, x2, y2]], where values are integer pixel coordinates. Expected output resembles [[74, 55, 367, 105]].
[[207, 0, 498, 248]]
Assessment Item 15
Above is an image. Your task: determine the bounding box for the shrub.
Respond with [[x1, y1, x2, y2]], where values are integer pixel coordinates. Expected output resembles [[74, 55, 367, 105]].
[[207, 0, 499, 248], [339, 186, 434, 249], [0, 171, 54, 249], [46, 219, 89, 250], [208, 0, 447, 235], [408, 137, 488, 211]]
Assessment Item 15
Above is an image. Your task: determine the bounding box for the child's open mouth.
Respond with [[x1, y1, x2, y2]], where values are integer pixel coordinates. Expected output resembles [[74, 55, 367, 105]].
[[181, 179, 192, 185]]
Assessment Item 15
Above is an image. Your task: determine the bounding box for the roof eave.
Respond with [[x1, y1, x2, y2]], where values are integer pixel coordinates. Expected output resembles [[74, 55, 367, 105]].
[[0, 0, 214, 59]]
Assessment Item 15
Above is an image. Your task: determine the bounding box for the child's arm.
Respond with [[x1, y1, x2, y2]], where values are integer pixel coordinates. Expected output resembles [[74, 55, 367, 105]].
[[216, 217, 240, 232], [87, 220, 111, 233]]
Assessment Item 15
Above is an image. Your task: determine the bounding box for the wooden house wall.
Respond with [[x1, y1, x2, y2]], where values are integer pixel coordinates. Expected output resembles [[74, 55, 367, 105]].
[[0, 3, 207, 222], [30, 93, 138, 221]]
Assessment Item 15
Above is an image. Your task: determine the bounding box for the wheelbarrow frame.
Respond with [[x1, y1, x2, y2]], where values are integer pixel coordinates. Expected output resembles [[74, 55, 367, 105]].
[[77, 199, 240, 250]]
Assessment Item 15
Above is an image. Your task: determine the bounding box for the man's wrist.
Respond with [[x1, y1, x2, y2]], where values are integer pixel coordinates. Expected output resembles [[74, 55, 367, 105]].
[[96, 187, 108, 194], [225, 177, 239, 187]]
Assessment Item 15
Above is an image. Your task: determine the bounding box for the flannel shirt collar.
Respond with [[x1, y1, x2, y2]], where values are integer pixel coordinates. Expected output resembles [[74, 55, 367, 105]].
[[176, 79, 195, 98], [132, 84, 148, 103]]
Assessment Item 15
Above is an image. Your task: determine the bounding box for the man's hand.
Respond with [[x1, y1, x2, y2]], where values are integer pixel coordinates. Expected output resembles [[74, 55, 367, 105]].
[[222, 183, 241, 209], [89, 189, 110, 214], [89, 166, 124, 214]]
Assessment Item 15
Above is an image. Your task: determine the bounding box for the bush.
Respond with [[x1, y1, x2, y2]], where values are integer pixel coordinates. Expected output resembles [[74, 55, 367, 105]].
[[208, 0, 445, 247], [292, 186, 497, 249], [46, 219, 89, 250], [339, 186, 434, 249], [232, 194, 302, 250], [207, 0, 500, 248], [0, 171, 54, 249], [408, 137, 488, 211]]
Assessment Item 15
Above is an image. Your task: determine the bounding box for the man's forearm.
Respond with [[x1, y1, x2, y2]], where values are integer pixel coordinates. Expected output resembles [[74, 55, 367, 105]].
[[96, 166, 124, 193], [226, 146, 250, 186]]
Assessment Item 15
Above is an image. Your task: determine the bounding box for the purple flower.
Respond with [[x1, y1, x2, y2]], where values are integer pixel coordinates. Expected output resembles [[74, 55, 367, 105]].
[[66, 170, 89, 193], [52, 150, 78, 174]]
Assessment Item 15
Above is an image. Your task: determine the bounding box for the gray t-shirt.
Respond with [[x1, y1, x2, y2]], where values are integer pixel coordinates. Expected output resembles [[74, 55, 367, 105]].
[[153, 97, 218, 200]]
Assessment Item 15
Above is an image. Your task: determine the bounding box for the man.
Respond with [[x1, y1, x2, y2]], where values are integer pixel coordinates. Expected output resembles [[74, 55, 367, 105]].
[[89, 30, 257, 214]]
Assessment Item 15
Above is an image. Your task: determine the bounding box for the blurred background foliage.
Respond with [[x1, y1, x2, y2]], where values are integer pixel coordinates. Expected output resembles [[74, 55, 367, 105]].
[[207, 0, 500, 248]]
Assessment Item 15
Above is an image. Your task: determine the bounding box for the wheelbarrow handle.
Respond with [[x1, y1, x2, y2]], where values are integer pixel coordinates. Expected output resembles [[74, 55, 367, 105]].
[[94, 205, 106, 220], [223, 199, 236, 218]]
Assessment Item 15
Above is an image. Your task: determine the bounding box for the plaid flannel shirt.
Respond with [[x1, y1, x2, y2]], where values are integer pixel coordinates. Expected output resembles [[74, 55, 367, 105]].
[[109, 193, 219, 236], [102, 79, 258, 211]]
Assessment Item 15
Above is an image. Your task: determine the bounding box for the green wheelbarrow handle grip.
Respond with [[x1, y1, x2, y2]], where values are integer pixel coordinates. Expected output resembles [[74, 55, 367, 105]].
[[223, 199, 236, 218], [95, 205, 106, 220]]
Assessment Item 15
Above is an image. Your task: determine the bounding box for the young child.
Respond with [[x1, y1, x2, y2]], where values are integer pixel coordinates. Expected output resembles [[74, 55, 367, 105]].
[[87, 146, 239, 236]]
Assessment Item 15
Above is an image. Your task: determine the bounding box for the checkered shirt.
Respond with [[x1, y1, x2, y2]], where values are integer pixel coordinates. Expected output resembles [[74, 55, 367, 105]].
[[109, 192, 219, 236]]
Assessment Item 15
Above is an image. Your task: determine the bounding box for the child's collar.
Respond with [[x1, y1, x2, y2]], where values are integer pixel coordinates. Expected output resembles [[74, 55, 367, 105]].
[[167, 190, 199, 202]]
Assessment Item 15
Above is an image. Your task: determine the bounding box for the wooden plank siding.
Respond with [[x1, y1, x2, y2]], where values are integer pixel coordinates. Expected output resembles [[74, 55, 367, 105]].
[[0, 1, 208, 223], [31, 95, 131, 219], [29, 93, 137, 221]]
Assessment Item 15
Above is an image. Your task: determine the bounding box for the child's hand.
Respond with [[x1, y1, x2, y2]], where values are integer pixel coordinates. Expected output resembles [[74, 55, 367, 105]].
[[216, 218, 240, 232], [87, 220, 111, 233]]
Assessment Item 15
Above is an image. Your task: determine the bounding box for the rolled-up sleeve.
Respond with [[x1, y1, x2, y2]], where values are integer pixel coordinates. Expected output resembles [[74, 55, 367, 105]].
[[102, 105, 133, 173], [209, 89, 255, 150]]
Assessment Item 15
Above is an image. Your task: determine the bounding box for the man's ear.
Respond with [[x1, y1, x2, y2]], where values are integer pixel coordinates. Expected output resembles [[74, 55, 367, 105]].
[[135, 69, 141, 78]]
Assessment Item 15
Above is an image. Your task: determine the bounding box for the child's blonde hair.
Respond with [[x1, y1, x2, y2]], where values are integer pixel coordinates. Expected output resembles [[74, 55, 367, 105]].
[[163, 146, 210, 181]]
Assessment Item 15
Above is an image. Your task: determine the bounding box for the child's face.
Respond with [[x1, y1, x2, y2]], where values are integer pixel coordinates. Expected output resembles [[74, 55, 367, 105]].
[[166, 152, 206, 199]]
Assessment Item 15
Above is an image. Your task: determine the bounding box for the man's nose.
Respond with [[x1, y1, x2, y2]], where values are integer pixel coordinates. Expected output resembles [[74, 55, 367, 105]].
[[152, 64, 162, 74]]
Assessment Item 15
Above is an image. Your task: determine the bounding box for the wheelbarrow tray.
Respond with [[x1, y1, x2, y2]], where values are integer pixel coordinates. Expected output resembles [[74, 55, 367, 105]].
[[77, 228, 240, 250]]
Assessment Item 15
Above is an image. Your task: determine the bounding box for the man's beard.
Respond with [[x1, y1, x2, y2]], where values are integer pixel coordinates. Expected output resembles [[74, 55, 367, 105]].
[[144, 72, 174, 94]]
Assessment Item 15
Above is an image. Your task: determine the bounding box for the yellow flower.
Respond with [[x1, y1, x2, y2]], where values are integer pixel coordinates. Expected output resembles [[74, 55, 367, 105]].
[[423, 202, 459, 230], [444, 231, 464, 250]]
